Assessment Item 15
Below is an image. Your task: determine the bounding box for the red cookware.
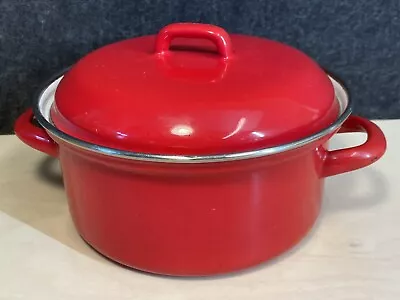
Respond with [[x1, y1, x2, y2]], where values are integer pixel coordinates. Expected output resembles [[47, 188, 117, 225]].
[[14, 23, 386, 276]]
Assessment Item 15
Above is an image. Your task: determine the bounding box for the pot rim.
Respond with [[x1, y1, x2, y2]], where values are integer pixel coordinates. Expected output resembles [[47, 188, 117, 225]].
[[33, 68, 352, 164]]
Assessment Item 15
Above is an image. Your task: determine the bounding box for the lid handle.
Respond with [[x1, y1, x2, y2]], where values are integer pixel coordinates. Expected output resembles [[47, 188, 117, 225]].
[[155, 23, 233, 59]]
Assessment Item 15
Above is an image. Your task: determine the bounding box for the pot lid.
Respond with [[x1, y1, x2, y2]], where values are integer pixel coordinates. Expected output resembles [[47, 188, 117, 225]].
[[51, 22, 339, 156]]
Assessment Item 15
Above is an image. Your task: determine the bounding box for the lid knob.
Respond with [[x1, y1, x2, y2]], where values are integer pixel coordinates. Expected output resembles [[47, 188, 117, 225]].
[[155, 23, 233, 59]]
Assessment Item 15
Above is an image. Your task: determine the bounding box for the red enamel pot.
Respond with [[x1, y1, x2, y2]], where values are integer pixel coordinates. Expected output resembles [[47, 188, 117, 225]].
[[14, 23, 386, 276]]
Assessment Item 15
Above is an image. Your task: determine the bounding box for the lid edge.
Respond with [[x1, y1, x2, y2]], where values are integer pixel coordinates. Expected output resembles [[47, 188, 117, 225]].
[[34, 69, 352, 164]]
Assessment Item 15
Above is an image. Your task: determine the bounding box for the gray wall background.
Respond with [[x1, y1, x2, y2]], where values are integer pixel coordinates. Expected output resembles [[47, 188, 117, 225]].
[[1, 0, 399, 134]]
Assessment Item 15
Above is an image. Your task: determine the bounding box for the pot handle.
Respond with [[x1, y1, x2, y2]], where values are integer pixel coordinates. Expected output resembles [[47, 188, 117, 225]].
[[14, 108, 59, 157], [155, 23, 233, 59], [323, 115, 386, 177]]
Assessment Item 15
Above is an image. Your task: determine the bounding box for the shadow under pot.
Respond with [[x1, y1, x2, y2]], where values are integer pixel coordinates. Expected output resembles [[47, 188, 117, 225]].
[[14, 22, 387, 276]]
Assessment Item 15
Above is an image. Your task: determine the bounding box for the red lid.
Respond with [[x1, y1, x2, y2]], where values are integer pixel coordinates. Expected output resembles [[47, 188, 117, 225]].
[[51, 22, 339, 155]]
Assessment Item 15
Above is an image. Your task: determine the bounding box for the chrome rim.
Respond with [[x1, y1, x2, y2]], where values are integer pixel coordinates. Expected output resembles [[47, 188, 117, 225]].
[[33, 70, 352, 164]]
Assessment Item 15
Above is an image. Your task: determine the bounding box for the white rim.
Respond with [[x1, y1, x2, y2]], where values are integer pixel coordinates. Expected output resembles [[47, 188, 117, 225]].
[[34, 73, 352, 163]]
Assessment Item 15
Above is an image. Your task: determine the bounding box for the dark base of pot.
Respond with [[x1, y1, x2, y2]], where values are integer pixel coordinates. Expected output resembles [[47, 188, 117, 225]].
[[78, 214, 321, 278]]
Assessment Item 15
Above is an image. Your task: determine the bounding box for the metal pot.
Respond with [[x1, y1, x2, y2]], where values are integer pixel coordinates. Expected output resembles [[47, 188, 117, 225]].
[[14, 23, 386, 276]]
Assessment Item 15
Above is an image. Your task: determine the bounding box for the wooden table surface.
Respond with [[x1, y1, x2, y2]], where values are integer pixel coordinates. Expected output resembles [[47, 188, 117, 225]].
[[0, 120, 399, 300]]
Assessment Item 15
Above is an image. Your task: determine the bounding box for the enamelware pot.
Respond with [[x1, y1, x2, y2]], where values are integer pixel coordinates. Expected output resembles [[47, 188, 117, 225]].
[[14, 23, 387, 276]]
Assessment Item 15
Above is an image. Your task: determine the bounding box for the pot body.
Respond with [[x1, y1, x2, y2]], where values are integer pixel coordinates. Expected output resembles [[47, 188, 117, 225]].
[[56, 137, 329, 276], [11, 21, 387, 276], [14, 101, 387, 276]]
